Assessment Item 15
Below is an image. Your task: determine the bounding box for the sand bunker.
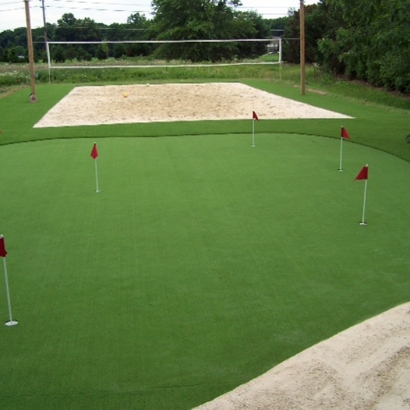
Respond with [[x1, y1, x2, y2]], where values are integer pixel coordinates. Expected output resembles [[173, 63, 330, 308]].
[[194, 303, 410, 410], [34, 82, 352, 128]]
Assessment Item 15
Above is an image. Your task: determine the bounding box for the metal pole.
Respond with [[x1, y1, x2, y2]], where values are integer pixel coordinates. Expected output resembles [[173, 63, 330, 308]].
[[3, 258, 15, 325], [300, 0, 306, 95], [278, 37, 282, 81], [360, 180, 368, 226], [24, 0, 37, 102], [40, 0, 51, 83], [94, 159, 100, 193], [41, 0, 47, 42], [251, 120, 255, 147]]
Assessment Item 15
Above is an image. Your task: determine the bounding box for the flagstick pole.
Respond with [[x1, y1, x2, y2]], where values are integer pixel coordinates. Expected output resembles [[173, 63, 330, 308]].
[[251, 120, 255, 147], [3, 258, 17, 326], [338, 137, 343, 171], [360, 179, 368, 225], [94, 159, 100, 193]]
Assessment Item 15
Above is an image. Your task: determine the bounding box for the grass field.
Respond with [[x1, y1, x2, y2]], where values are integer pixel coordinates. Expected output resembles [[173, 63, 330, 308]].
[[0, 79, 409, 410]]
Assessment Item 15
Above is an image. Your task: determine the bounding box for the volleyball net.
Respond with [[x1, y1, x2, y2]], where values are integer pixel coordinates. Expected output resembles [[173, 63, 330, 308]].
[[45, 38, 282, 70]]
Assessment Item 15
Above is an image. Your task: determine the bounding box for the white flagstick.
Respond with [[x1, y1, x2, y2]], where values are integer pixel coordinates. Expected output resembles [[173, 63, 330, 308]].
[[338, 137, 344, 171], [251, 119, 255, 147], [3, 257, 17, 326], [94, 158, 100, 193], [91, 142, 100, 193], [360, 178, 368, 226]]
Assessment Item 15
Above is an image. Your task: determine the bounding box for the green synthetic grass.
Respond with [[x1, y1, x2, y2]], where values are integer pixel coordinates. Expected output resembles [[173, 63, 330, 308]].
[[1, 80, 409, 162], [0, 134, 409, 410], [0, 80, 409, 409]]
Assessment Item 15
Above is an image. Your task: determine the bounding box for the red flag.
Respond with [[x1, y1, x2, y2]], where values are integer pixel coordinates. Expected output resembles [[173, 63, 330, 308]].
[[252, 111, 259, 121], [90, 143, 98, 160], [0, 235, 7, 257], [341, 127, 350, 139], [355, 165, 368, 181]]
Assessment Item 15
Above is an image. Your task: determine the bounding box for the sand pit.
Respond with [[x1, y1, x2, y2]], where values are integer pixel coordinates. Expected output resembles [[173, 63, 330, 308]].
[[194, 303, 410, 410], [33, 82, 352, 128]]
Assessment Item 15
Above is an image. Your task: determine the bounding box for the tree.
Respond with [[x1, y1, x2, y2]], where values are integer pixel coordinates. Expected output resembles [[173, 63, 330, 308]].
[[282, 4, 321, 64], [149, 0, 262, 62], [96, 42, 109, 60], [232, 11, 269, 58], [113, 43, 126, 59], [56, 13, 78, 42], [318, 0, 410, 92], [53, 45, 66, 63], [125, 12, 153, 56]]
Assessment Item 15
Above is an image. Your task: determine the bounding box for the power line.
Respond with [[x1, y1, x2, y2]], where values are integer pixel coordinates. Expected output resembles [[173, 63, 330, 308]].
[[0, 6, 24, 11], [38, 5, 150, 12], [49, 0, 148, 5]]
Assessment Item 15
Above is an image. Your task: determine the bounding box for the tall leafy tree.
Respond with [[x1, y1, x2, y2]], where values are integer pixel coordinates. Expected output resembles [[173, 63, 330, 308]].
[[282, 4, 321, 64], [54, 14, 102, 61], [149, 0, 263, 62], [125, 12, 153, 56], [318, 0, 410, 92]]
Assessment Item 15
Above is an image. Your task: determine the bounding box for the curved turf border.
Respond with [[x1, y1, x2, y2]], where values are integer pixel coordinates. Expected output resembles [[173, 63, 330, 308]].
[[0, 80, 409, 163], [0, 135, 409, 410]]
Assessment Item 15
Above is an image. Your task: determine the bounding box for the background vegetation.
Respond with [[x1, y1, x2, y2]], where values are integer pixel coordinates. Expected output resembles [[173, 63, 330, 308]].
[[1, 0, 409, 93]]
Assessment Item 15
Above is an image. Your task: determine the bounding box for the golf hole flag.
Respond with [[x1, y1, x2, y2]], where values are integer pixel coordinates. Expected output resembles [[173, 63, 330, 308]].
[[355, 165, 368, 180], [0, 235, 7, 257], [338, 126, 351, 171], [251, 111, 259, 147], [91, 142, 98, 159], [0, 235, 18, 326], [355, 165, 369, 225], [341, 126, 350, 139]]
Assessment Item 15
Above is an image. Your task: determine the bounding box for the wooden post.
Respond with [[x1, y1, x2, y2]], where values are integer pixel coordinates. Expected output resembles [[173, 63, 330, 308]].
[[300, 0, 306, 95], [24, 0, 37, 102]]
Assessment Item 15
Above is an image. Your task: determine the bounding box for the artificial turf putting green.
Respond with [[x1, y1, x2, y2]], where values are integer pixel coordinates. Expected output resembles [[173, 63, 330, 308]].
[[0, 134, 409, 409]]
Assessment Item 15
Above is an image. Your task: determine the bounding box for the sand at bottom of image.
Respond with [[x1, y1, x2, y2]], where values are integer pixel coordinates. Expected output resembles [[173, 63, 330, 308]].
[[194, 303, 410, 410]]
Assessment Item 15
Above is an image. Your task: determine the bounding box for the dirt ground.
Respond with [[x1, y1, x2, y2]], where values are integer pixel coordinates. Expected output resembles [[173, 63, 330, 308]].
[[34, 83, 409, 409]]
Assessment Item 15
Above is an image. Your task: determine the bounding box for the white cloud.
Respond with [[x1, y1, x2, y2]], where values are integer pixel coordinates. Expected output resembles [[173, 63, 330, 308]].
[[0, 0, 319, 33]]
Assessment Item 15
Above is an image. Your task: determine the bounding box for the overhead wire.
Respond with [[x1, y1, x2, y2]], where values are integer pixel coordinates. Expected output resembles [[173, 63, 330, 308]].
[[0, 1, 307, 32]]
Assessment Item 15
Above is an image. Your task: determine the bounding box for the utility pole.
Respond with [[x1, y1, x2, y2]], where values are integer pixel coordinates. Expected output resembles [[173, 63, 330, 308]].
[[24, 0, 37, 102], [40, 0, 48, 44], [40, 0, 51, 83], [300, 0, 306, 95]]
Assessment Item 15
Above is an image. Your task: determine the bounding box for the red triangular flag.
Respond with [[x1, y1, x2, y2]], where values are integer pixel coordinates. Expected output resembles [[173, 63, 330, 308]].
[[91, 143, 98, 159], [355, 165, 368, 181], [252, 111, 259, 121], [341, 126, 350, 139], [0, 235, 7, 257]]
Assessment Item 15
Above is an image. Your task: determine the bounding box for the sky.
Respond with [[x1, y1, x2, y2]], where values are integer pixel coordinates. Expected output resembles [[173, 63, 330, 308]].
[[0, 0, 319, 33]]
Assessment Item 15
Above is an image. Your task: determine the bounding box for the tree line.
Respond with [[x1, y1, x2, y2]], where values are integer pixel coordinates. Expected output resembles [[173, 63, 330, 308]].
[[0, 0, 409, 93]]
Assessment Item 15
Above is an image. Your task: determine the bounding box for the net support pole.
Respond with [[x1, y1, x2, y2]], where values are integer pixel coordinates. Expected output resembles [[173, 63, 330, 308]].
[[300, 0, 306, 95], [279, 37, 283, 81], [46, 41, 51, 83]]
